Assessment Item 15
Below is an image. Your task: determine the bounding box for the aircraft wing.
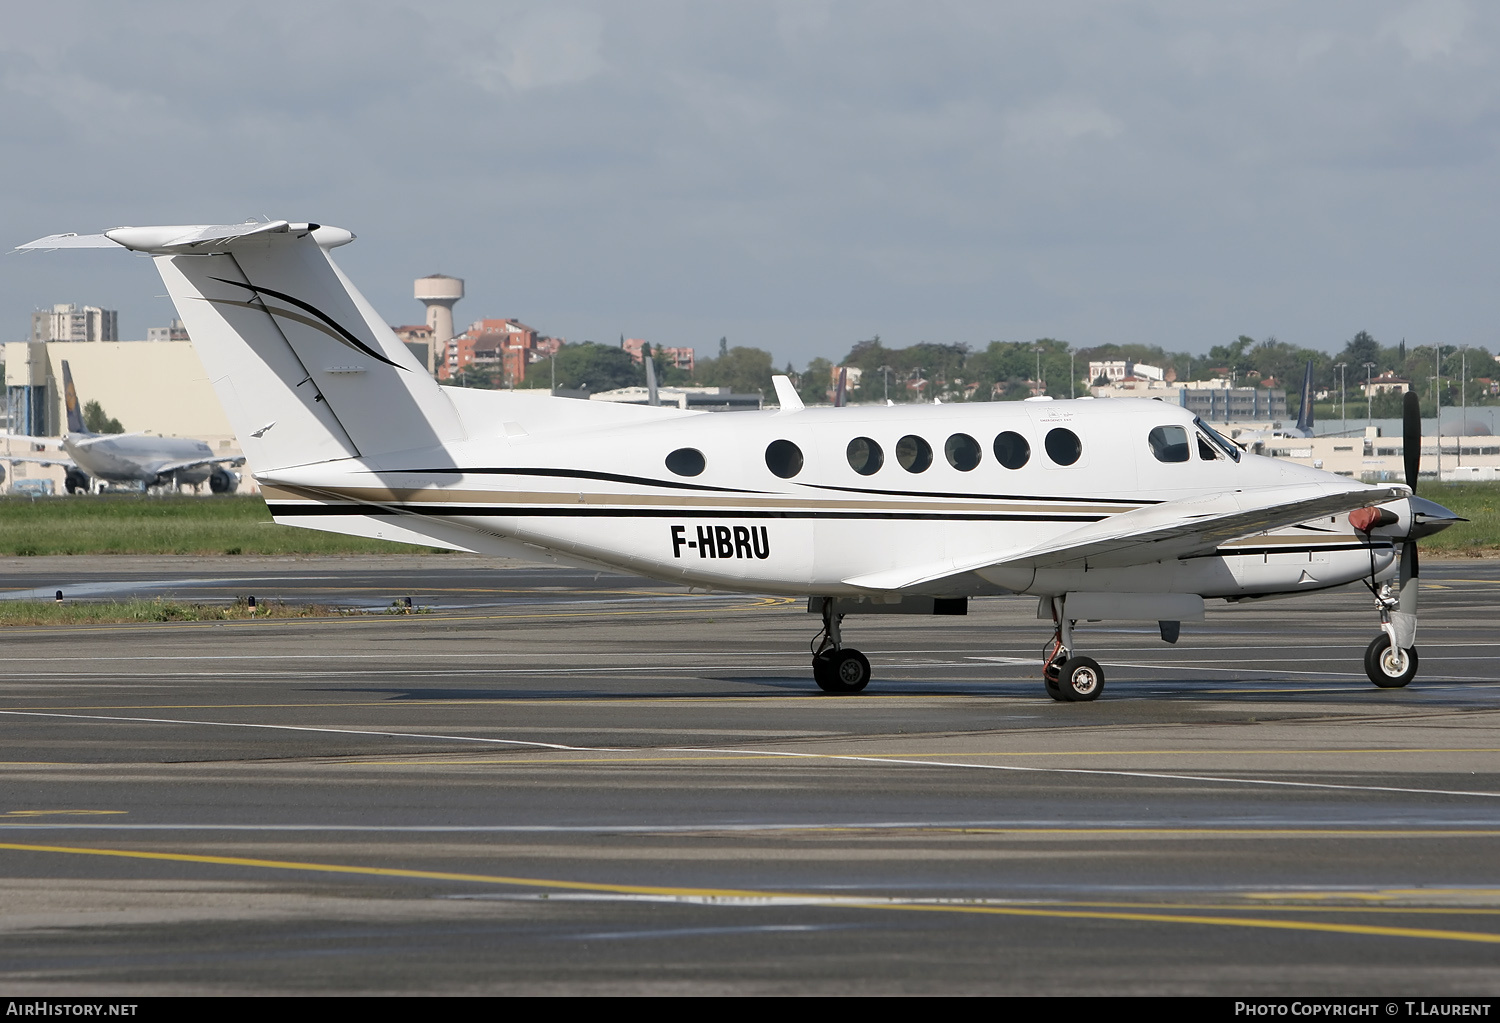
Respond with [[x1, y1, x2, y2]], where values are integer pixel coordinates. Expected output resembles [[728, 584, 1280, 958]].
[[843, 483, 1410, 591], [148, 455, 246, 475], [4, 453, 76, 469]]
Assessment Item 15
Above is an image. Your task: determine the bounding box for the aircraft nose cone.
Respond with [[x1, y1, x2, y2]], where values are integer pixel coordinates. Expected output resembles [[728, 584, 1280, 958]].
[[1409, 495, 1466, 539]]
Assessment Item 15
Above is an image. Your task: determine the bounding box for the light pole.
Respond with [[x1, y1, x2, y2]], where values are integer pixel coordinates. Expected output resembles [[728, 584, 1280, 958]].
[[1034, 347, 1044, 397], [1069, 348, 1076, 399], [1459, 345, 1468, 466], [878, 365, 892, 403], [1434, 345, 1444, 477], [1363, 361, 1375, 426], [1335, 361, 1347, 434]]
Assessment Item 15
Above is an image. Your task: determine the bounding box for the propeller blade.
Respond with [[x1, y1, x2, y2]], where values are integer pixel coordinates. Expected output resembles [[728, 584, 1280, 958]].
[[1403, 390, 1421, 493]]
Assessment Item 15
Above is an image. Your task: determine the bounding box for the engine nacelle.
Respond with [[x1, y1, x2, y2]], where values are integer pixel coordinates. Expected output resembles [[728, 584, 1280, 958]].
[[209, 467, 240, 494]]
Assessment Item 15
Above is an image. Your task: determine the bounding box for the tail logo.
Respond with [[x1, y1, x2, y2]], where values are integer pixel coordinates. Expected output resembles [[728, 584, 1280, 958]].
[[207, 277, 404, 370]]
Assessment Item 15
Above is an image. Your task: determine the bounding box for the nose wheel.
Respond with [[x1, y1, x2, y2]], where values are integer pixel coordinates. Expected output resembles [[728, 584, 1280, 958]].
[[1364, 634, 1418, 688]]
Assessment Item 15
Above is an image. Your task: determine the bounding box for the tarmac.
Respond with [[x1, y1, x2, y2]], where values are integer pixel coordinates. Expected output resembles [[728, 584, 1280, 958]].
[[0, 555, 1496, 995]]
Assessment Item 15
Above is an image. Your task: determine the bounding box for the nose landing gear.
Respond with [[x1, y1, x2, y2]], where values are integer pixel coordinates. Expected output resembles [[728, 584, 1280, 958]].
[[1362, 543, 1419, 690], [1042, 598, 1104, 702], [811, 600, 871, 693]]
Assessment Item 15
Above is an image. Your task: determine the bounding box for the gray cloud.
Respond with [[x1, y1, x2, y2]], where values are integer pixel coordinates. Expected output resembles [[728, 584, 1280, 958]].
[[4, 0, 1498, 366]]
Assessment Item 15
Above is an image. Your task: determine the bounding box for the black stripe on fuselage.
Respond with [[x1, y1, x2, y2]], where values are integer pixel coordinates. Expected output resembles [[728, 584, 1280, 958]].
[[803, 483, 1161, 505], [379, 467, 763, 494], [266, 502, 1107, 523]]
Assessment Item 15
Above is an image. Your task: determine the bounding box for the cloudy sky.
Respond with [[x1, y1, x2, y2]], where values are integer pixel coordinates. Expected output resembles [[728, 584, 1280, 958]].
[[3, 1, 1497, 366]]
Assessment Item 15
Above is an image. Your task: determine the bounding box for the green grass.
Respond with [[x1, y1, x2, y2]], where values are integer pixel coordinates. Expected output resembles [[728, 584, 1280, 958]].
[[0, 597, 347, 625], [1418, 482, 1500, 556], [0, 495, 447, 556]]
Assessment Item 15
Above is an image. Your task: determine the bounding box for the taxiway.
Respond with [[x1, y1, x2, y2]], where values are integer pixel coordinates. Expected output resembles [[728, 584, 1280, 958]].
[[0, 556, 1497, 994]]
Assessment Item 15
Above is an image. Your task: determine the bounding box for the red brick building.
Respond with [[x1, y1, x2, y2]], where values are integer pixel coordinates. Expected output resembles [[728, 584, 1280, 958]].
[[443, 319, 562, 384], [621, 337, 695, 374]]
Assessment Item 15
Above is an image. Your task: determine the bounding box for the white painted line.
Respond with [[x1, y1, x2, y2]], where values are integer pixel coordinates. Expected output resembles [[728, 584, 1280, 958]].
[[3, 709, 1500, 802]]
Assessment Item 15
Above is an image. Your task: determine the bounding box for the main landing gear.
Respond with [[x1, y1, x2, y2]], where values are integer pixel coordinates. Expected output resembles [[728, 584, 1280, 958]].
[[1042, 597, 1104, 702], [811, 600, 871, 693]]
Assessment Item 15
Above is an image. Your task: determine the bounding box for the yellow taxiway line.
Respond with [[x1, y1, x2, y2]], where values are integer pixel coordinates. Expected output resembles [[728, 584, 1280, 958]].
[[3, 840, 1500, 945]]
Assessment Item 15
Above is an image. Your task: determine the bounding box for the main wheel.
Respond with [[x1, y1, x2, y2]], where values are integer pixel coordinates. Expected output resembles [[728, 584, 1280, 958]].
[[814, 648, 870, 693], [1057, 656, 1104, 702], [1365, 634, 1418, 688]]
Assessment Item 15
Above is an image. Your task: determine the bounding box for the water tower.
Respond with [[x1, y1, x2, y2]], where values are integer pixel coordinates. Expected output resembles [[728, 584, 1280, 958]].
[[414, 274, 464, 374]]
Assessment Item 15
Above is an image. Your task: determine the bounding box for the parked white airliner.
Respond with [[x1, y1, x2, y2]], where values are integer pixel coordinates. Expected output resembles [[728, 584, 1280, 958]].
[[18, 221, 1461, 700]]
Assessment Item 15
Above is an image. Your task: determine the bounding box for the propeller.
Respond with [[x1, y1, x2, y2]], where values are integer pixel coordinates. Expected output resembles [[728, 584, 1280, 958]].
[[1400, 390, 1421, 619], [1350, 392, 1459, 653]]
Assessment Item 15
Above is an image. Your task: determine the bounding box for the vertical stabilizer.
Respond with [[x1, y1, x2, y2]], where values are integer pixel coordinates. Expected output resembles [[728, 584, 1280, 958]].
[[1295, 359, 1315, 434], [152, 230, 467, 472], [60, 360, 87, 435]]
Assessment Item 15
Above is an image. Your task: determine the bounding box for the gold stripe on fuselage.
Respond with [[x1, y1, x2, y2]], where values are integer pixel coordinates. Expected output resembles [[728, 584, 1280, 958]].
[[260, 483, 1143, 517]]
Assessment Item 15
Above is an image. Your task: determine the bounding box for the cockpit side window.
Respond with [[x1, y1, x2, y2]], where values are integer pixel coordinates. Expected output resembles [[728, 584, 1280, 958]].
[[1193, 418, 1242, 462], [1196, 434, 1219, 461], [1148, 426, 1190, 463]]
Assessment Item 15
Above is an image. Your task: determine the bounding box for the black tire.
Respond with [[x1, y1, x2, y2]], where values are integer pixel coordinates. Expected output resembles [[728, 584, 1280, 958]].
[[812, 650, 836, 690], [814, 648, 870, 693], [1365, 634, 1418, 688], [1057, 656, 1104, 702], [64, 469, 90, 495], [1044, 675, 1066, 702]]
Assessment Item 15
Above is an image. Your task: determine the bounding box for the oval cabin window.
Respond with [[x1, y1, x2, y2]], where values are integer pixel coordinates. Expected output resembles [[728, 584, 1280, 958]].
[[993, 431, 1030, 470], [665, 448, 706, 476], [944, 433, 981, 472], [1044, 428, 1082, 466], [765, 439, 804, 479], [895, 435, 933, 473], [1147, 426, 1189, 463], [846, 437, 883, 475]]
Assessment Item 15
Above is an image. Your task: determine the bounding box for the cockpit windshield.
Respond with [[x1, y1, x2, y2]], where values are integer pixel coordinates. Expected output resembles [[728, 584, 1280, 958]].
[[1193, 418, 1242, 462]]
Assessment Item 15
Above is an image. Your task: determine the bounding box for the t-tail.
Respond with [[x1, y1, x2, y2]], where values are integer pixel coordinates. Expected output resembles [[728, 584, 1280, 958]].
[[61, 360, 88, 435], [35, 221, 471, 475], [1295, 359, 1315, 434]]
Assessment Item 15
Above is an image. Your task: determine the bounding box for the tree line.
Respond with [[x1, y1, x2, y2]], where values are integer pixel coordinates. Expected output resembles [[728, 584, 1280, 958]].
[[461, 330, 1496, 417]]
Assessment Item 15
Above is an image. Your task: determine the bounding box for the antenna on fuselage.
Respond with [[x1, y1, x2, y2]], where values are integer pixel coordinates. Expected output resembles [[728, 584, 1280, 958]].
[[645, 352, 660, 406], [772, 375, 804, 412]]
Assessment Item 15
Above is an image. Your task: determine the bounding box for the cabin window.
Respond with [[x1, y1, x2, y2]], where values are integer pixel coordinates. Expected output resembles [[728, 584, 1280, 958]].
[[1148, 426, 1190, 463], [993, 431, 1030, 469], [1196, 434, 1220, 461], [895, 435, 933, 473], [846, 437, 883, 475], [665, 448, 706, 476], [1044, 428, 1082, 466], [765, 439, 804, 479], [944, 433, 981, 471]]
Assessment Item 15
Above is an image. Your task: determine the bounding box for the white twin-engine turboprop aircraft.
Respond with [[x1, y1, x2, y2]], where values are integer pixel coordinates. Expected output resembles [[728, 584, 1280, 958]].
[[19, 220, 1463, 700]]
